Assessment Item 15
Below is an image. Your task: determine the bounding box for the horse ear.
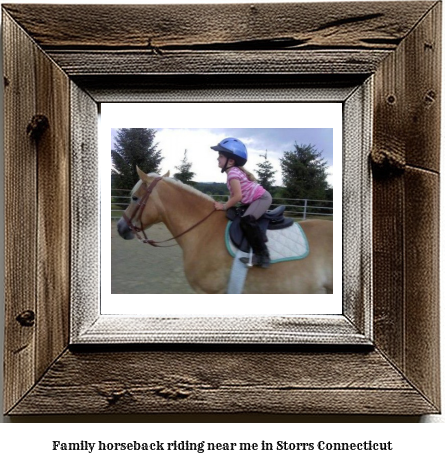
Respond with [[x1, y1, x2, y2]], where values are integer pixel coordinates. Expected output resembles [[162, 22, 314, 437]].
[[162, 170, 170, 177], [136, 166, 151, 183]]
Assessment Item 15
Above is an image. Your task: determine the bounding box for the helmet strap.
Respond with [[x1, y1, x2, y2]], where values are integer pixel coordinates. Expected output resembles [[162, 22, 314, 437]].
[[221, 157, 230, 173]]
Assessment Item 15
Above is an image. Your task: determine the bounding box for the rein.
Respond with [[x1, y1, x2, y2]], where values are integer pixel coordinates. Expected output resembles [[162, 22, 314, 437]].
[[122, 177, 216, 247]]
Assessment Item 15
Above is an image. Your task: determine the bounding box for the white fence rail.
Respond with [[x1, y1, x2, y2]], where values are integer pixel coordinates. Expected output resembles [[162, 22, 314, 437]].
[[111, 189, 333, 220]]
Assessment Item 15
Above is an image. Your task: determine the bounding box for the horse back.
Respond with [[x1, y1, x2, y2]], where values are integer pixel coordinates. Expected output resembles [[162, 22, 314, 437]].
[[299, 219, 333, 250]]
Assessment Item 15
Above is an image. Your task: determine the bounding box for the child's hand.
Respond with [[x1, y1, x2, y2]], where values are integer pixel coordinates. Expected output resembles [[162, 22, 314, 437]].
[[214, 202, 226, 211]]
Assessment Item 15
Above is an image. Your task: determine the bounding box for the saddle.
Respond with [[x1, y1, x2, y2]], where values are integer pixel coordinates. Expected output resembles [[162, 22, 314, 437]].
[[226, 205, 294, 253]]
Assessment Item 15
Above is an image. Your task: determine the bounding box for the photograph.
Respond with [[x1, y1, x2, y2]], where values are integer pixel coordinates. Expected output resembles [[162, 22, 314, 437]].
[[111, 127, 335, 296]]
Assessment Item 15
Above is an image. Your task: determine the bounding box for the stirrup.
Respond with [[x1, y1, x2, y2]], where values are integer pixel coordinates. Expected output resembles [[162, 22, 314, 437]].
[[240, 251, 270, 269], [240, 255, 270, 269], [239, 249, 254, 268]]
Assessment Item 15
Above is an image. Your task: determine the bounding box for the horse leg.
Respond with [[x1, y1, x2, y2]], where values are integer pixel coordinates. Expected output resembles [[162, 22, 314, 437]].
[[183, 250, 230, 294]]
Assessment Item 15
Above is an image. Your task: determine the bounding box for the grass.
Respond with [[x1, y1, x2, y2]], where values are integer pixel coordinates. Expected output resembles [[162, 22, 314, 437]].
[[111, 203, 124, 219]]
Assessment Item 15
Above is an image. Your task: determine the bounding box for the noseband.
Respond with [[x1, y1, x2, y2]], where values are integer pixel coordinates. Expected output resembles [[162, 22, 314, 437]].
[[122, 176, 215, 247], [122, 176, 163, 243]]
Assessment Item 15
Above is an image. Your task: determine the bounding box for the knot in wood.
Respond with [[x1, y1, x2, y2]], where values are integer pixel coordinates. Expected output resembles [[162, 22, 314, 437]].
[[370, 148, 405, 177], [16, 310, 35, 327], [27, 115, 49, 140], [105, 390, 128, 405], [154, 386, 191, 400], [96, 385, 130, 406], [424, 90, 436, 105]]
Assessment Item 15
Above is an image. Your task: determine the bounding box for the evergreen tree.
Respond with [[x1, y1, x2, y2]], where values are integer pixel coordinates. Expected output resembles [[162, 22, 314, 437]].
[[280, 142, 329, 200], [173, 150, 195, 185], [111, 128, 163, 190], [255, 151, 276, 192]]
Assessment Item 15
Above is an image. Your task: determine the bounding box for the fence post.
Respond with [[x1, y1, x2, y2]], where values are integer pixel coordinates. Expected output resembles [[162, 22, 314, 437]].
[[111, 191, 333, 219]]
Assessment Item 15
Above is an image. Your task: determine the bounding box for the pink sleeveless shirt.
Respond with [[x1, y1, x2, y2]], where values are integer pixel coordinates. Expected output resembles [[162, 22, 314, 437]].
[[226, 167, 265, 204]]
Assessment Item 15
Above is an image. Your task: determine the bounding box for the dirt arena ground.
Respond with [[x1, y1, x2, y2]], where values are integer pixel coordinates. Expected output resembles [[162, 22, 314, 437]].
[[111, 221, 196, 294]]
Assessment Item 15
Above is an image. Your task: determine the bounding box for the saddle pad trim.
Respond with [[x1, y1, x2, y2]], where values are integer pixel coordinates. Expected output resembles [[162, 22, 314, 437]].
[[225, 221, 310, 264]]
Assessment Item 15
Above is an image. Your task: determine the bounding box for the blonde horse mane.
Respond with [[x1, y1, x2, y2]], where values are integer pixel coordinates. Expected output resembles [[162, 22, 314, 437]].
[[141, 173, 215, 204], [164, 177, 214, 203], [130, 180, 143, 196]]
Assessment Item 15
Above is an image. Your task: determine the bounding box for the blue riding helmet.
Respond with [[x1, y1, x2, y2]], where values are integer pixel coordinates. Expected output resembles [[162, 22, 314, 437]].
[[211, 138, 248, 171]]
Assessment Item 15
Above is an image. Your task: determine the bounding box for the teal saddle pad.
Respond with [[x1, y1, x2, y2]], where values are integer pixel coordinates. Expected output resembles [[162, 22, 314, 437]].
[[225, 221, 309, 264]]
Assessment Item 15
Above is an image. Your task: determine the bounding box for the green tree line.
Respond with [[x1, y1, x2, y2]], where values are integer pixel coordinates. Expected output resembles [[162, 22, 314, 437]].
[[111, 128, 332, 205]]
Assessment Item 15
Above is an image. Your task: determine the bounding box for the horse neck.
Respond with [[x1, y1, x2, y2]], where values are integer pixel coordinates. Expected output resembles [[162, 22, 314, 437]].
[[156, 181, 216, 246]]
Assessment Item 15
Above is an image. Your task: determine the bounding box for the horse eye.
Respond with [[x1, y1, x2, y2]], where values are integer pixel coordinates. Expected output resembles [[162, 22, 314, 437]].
[[132, 196, 138, 202]]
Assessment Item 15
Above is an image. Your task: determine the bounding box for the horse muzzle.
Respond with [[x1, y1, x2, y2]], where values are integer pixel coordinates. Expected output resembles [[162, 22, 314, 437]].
[[117, 217, 135, 240]]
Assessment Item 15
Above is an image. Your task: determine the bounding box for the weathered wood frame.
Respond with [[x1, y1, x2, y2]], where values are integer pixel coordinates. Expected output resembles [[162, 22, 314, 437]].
[[2, 2, 441, 415]]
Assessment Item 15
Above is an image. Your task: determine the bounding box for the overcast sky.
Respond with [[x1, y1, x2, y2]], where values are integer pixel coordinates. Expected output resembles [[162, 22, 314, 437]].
[[111, 127, 334, 187]]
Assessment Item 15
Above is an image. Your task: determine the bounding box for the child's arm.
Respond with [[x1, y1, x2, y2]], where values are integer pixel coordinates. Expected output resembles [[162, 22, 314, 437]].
[[214, 179, 243, 211]]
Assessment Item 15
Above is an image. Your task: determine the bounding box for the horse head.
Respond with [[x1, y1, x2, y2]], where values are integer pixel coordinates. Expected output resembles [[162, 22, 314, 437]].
[[117, 167, 170, 240]]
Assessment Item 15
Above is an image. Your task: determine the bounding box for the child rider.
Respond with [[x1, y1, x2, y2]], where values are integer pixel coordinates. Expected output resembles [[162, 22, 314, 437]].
[[211, 137, 272, 268]]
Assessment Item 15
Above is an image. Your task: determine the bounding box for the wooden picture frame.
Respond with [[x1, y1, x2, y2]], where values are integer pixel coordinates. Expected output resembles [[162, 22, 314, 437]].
[[2, 2, 441, 415]]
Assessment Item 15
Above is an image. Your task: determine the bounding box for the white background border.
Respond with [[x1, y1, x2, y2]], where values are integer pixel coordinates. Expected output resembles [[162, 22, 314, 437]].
[[101, 102, 342, 315]]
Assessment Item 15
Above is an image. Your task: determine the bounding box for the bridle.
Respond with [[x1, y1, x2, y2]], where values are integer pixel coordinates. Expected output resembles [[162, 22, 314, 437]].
[[122, 177, 215, 247]]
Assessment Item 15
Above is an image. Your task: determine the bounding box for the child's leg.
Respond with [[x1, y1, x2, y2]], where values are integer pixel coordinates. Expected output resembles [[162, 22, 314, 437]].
[[242, 191, 272, 219], [240, 191, 272, 268]]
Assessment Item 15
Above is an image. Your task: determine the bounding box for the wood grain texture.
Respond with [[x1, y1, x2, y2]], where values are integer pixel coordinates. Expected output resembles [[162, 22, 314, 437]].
[[8, 349, 437, 415], [46, 50, 390, 76], [342, 80, 373, 336], [34, 37, 71, 382], [371, 1, 441, 173], [1, 2, 434, 79], [70, 83, 99, 339], [371, 2, 441, 411], [3, 12, 38, 414], [372, 172, 405, 370], [3, 10, 71, 413], [79, 75, 365, 103], [2, 2, 441, 416], [2, 2, 435, 49], [74, 316, 370, 345], [404, 168, 440, 407], [371, 12, 407, 371], [404, 2, 441, 172]]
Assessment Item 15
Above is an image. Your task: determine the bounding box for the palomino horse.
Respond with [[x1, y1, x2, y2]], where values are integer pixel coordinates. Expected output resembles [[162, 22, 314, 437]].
[[117, 168, 333, 294]]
